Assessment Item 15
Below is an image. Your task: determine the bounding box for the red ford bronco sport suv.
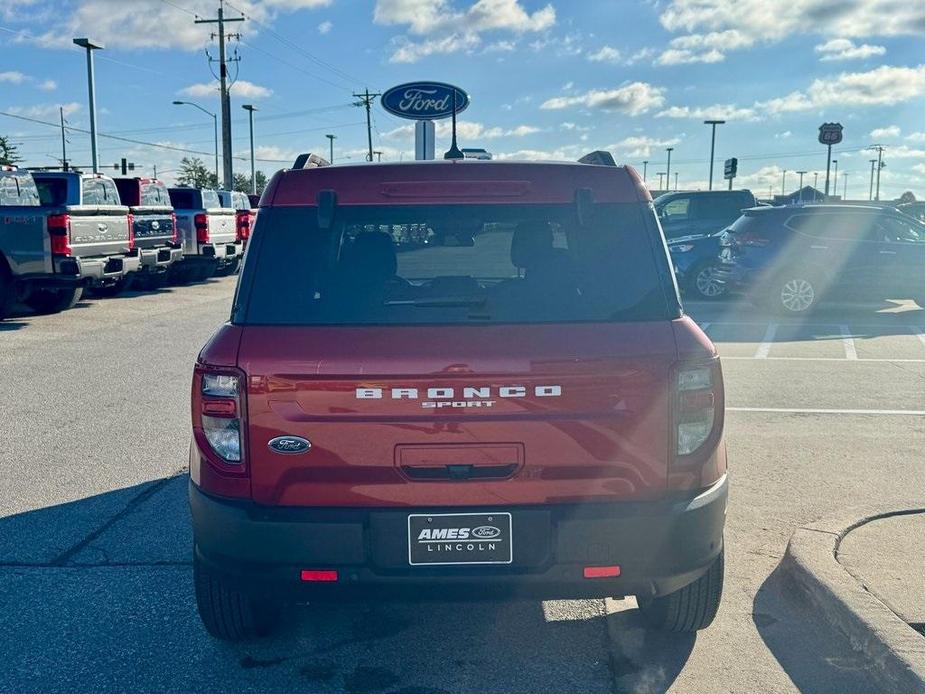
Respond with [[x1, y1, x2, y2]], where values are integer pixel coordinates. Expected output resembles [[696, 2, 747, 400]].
[[189, 152, 727, 641]]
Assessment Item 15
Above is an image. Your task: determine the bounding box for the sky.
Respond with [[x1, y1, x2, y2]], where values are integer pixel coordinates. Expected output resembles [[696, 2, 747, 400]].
[[2, 0, 925, 199]]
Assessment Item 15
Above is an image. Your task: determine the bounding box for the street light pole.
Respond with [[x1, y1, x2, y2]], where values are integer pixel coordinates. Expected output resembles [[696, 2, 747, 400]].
[[657, 172, 665, 191], [868, 159, 877, 200], [642, 160, 648, 183], [242, 104, 257, 194], [842, 172, 848, 200], [796, 171, 807, 201], [326, 134, 336, 163], [73, 38, 103, 173], [781, 169, 787, 195], [813, 172, 819, 201], [703, 119, 725, 190], [674, 171, 679, 191], [665, 147, 674, 191], [173, 101, 219, 185], [832, 159, 838, 197]]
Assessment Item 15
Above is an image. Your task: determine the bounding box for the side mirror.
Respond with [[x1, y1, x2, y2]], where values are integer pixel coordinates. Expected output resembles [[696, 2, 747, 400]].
[[316, 189, 337, 229]]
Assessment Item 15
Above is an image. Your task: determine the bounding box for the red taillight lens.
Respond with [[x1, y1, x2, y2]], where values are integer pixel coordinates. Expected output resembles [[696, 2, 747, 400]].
[[126, 213, 135, 251], [47, 213, 71, 256], [194, 213, 209, 244], [170, 212, 178, 244], [191, 365, 249, 498], [300, 570, 339, 582], [583, 566, 621, 579], [235, 212, 251, 241]]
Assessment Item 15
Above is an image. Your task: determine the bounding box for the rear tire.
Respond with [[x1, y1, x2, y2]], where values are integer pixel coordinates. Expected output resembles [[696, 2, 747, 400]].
[[689, 263, 726, 300], [639, 549, 724, 632], [23, 286, 83, 315], [91, 274, 135, 298], [194, 553, 281, 642], [215, 257, 240, 276], [0, 262, 13, 319]]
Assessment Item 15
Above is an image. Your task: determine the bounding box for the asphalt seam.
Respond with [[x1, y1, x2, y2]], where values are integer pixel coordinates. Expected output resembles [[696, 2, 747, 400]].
[[48, 471, 186, 567], [0, 561, 191, 569]]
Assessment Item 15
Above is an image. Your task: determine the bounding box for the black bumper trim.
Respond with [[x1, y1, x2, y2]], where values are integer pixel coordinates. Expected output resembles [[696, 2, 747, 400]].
[[190, 476, 727, 600]]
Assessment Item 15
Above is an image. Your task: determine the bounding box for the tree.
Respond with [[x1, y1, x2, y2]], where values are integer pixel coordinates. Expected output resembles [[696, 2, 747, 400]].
[[176, 156, 218, 188], [232, 170, 268, 194], [0, 136, 22, 166], [898, 191, 917, 204]]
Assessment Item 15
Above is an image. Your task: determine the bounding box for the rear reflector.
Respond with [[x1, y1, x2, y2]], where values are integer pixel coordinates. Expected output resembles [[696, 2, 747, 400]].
[[583, 566, 621, 579], [300, 569, 338, 582], [201, 399, 237, 417]]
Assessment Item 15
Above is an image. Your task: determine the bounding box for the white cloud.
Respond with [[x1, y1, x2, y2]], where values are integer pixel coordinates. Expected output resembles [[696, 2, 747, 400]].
[[179, 80, 273, 99], [494, 144, 586, 161], [815, 38, 886, 62], [376, 0, 555, 61], [913, 164, 925, 175], [0, 71, 27, 84], [775, 131, 792, 139], [383, 120, 541, 141], [883, 145, 925, 159], [7, 102, 80, 119], [658, 0, 925, 63], [541, 82, 666, 116], [656, 29, 751, 65], [870, 125, 901, 139], [587, 45, 620, 63], [657, 103, 758, 121], [36, 79, 56, 91], [906, 132, 925, 143], [608, 135, 682, 158], [318, 20, 332, 34], [560, 122, 591, 132], [484, 39, 516, 52]]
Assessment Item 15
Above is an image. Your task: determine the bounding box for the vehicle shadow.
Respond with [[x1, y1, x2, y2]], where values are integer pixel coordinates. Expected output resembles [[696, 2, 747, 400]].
[[1, 474, 676, 693], [752, 563, 878, 691]]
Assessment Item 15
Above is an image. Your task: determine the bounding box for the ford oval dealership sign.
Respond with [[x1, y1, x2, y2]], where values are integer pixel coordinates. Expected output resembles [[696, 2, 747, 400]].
[[382, 82, 469, 120]]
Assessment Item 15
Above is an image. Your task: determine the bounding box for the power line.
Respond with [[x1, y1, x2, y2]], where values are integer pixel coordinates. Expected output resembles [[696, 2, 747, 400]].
[[238, 39, 350, 91]]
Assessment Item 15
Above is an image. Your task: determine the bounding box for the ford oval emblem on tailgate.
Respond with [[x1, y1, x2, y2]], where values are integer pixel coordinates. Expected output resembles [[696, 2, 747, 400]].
[[268, 436, 311, 455]]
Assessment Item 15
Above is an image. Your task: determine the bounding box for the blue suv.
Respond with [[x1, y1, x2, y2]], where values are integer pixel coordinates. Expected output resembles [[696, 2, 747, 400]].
[[714, 204, 925, 314]]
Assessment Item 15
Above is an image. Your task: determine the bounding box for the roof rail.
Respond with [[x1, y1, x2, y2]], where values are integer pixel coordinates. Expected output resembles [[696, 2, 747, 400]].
[[578, 150, 616, 167], [292, 152, 331, 169]]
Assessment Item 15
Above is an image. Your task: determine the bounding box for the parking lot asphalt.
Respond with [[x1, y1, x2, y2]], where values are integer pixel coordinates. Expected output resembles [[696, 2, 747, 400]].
[[3, 283, 923, 692]]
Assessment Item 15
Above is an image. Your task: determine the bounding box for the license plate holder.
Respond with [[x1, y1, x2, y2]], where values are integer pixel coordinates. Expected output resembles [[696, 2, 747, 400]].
[[407, 512, 512, 566]]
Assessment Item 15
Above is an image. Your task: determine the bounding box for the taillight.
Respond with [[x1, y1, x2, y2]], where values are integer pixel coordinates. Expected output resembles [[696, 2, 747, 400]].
[[170, 212, 178, 244], [736, 230, 770, 247], [126, 212, 135, 251], [194, 213, 209, 244], [670, 359, 724, 491], [191, 365, 249, 498], [235, 211, 251, 241], [47, 213, 72, 256]]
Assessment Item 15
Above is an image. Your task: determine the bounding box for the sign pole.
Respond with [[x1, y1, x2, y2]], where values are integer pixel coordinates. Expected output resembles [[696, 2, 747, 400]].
[[824, 143, 832, 199]]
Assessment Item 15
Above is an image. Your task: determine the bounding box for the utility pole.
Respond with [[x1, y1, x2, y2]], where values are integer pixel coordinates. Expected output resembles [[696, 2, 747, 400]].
[[59, 106, 68, 171], [781, 169, 787, 195], [869, 145, 885, 201], [642, 160, 648, 183], [796, 171, 807, 201], [832, 159, 838, 197], [704, 119, 725, 190], [868, 159, 877, 200], [813, 172, 819, 201], [657, 172, 665, 191], [842, 172, 848, 199], [196, 1, 244, 190], [353, 89, 381, 162], [674, 171, 679, 191], [374, 150, 383, 162], [665, 147, 674, 191], [326, 134, 336, 163], [242, 104, 257, 194], [154, 164, 158, 178], [73, 38, 103, 173]]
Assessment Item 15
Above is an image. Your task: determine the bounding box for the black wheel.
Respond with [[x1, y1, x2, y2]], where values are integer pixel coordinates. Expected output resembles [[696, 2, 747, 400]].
[[24, 286, 83, 315], [215, 257, 240, 277], [0, 262, 13, 319], [689, 263, 726, 300], [639, 549, 724, 632], [195, 264, 217, 282], [91, 274, 135, 298], [194, 553, 281, 642]]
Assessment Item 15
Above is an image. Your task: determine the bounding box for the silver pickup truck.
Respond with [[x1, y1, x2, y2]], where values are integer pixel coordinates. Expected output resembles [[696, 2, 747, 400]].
[[0, 168, 140, 317], [168, 187, 240, 282], [114, 177, 183, 289]]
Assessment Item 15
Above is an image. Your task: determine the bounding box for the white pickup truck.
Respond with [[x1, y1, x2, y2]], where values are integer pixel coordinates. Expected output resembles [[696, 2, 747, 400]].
[[168, 187, 241, 282]]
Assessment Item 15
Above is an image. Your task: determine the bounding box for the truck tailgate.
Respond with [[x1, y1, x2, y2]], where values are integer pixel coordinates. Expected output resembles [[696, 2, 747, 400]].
[[67, 206, 131, 258], [131, 206, 174, 249], [206, 209, 236, 243]]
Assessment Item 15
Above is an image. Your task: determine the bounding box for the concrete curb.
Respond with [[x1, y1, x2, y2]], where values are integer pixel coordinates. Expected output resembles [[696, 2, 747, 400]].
[[782, 506, 925, 693]]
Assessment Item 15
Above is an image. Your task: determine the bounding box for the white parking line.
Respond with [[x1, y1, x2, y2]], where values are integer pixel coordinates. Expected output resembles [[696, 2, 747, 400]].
[[723, 356, 925, 363], [911, 327, 925, 349], [839, 325, 858, 360], [728, 407, 925, 416], [754, 323, 778, 359]]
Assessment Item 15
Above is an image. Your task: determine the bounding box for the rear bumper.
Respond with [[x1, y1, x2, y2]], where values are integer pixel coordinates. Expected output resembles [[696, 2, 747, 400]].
[[53, 252, 141, 285], [188, 241, 243, 263], [190, 475, 727, 601], [139, 245, 183, 271], [713, 263, 751, 291]]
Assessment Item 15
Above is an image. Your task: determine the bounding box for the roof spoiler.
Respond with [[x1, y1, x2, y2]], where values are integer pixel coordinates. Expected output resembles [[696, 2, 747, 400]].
[[292, 152, 331, 169], [578, 150, 616, 167]]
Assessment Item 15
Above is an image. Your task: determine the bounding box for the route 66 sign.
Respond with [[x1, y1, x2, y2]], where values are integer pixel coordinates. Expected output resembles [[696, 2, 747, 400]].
[[818, 122, 843, 145]]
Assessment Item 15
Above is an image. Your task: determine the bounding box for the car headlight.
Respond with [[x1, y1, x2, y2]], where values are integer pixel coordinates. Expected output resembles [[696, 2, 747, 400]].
[[670, 244, 694, 254]]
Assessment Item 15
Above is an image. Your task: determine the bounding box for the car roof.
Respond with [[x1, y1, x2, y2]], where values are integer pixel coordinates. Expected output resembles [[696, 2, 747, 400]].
[[263, 159, 649, 207], [746, 203, 894, 215]]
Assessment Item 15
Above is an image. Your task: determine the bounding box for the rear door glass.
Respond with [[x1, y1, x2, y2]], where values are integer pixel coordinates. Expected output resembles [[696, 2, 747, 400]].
[[697, 195, 748, 221], [35, 179, 68, 206], [0, 173, 40, 206], [660, 197, 690, 221], [168, 189, 196, 209], [239, 203, 672, 326], [81, 179, 106, 205]]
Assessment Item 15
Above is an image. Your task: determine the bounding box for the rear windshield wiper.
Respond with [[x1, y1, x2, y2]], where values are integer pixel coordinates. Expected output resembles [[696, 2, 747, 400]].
[[383, 297, 487, 308]]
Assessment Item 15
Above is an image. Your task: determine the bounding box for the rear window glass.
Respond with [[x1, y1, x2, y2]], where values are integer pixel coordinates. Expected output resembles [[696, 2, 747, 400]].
[[35, 179, 68, 206], [238, 203, 672, 326], [232, 191, 250, 210], [697, 194, 750, 220], [140, 181, 169, 206], [0, 173, 40, 206], [81, 178, 119, 205], [201, 190, 220, 209]]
